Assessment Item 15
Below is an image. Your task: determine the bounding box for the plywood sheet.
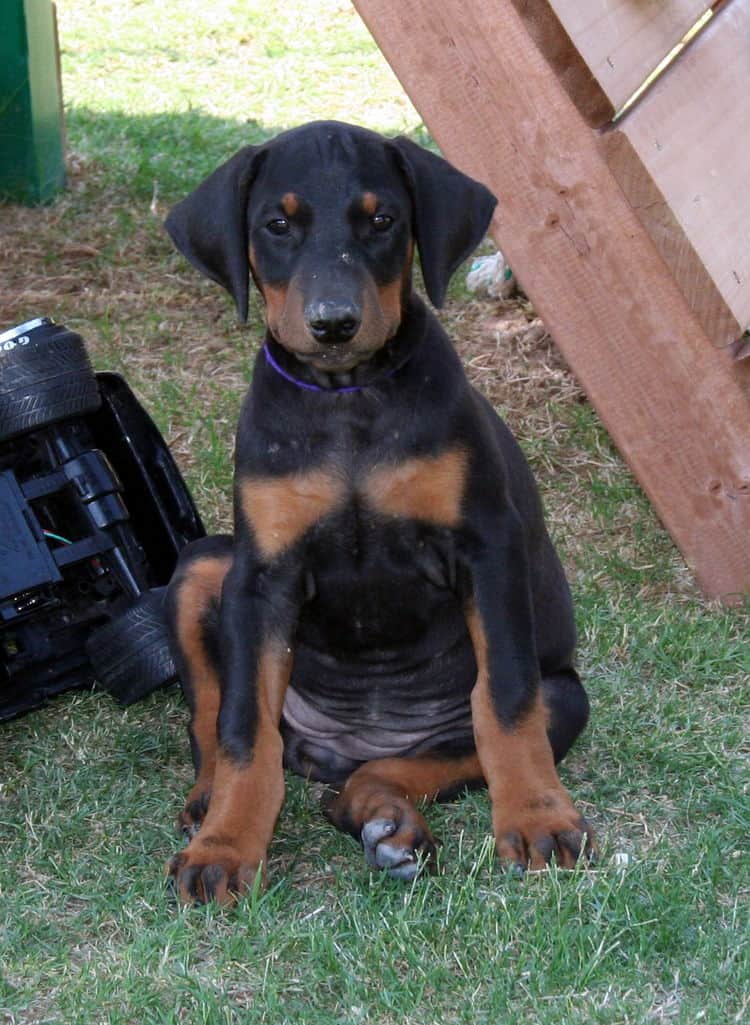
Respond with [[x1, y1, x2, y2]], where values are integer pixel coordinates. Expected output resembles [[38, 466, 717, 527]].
[[609, 0, 750, 343], [352, 0, 750, 599], [513, 0, 711, 124]]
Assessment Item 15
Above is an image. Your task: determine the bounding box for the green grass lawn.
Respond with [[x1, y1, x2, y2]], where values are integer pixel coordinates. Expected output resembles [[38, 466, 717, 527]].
[[0, 2, 748, 1023]]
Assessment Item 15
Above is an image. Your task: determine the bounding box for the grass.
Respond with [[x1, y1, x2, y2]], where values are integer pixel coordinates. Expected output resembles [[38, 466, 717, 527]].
[[0, 2, 748, 1023]]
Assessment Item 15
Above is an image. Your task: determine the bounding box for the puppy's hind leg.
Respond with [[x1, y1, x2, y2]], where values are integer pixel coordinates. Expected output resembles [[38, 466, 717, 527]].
[[165, 535, 233, 836], [541, 667, 590, 765]]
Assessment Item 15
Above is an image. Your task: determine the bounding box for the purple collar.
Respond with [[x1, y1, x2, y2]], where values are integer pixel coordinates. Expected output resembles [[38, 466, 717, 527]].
[[263, 342, 402, 394]]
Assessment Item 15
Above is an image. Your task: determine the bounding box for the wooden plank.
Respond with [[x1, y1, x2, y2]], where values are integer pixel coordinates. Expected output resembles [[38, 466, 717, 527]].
[[602, 133, 743, 348], [352, 0, 750, 600], [511, 0, 711, 125], [607, 0, 750, 345], [509, 1, 615, 126]]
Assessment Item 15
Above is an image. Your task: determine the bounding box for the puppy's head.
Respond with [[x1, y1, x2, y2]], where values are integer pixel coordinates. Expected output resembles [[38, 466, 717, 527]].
[[165, 121, 496, 372]]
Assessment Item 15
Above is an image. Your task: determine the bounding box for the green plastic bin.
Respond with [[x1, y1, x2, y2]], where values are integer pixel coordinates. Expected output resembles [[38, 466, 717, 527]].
[[0, 0, 65, 204]]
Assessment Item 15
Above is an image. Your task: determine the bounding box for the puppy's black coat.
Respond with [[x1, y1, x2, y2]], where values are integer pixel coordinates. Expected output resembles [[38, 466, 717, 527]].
[[164, 122, 595, 904]]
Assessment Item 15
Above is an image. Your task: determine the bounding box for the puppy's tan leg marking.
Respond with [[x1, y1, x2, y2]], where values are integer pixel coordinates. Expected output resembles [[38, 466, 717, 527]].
[[174, 554, 233, 833], [466, 605, 597, 870]]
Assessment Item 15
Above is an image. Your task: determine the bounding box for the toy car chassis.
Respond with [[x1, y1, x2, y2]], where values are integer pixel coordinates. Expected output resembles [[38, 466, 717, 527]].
[[0, 317, 204, 721]]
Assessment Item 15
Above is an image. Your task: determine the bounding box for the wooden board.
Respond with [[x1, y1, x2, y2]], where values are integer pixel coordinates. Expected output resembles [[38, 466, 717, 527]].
[[352, 0, 750, 600], [512, 0, 711, 125], [602, 133, 743, 349], [605, 0, 750, 346]]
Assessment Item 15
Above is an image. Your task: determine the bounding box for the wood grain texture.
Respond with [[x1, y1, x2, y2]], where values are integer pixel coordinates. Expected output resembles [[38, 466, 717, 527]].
[[602, 131, 742, 347], [352, 0, 750, 600], [610, 0, 750, 342], [522, 0, 711, 118]]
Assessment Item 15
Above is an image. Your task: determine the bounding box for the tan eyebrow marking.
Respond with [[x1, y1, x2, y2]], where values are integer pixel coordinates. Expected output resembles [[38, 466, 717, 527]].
[[362, 191, 379, 215], [281, 192, 299, 216]]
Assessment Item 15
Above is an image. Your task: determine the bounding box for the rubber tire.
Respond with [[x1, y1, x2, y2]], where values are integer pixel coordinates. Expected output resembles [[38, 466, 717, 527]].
[[86, 589, 178, 705], [0, 323, 101, 441]]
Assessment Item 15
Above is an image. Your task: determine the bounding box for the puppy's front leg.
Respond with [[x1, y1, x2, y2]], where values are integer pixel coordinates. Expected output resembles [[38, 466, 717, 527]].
[[464, 505, 596, 873], [169, 553, 299, 905]]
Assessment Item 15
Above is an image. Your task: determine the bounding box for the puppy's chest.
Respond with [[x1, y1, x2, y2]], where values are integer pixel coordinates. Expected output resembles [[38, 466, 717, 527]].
[[239, 446, 468, 564]]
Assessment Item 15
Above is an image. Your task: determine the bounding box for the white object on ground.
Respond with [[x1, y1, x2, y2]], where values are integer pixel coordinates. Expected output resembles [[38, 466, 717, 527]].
[[466, 251, 517, 299]]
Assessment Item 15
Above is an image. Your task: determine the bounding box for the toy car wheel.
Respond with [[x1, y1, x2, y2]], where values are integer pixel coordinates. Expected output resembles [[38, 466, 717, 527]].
[[86, 589, 179, 705], [0, 318, 101, 441]]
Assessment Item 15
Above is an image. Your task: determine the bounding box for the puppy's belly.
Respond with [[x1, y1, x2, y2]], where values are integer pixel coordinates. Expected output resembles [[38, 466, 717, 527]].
[[281, 622, 477, 784]]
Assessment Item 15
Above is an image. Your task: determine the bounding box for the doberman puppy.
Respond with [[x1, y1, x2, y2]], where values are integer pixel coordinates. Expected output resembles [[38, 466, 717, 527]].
[[164, 121, 596, 905]]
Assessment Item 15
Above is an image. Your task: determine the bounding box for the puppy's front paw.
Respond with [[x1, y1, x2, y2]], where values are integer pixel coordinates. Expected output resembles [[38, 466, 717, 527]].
[[167, 838, 263, 906], [494, 787, 597, 873]]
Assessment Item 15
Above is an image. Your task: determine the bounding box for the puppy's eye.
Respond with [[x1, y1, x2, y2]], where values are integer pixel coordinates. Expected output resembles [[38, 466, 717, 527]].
[[371, 213, 393, 232], [267, 217, 290, 236]]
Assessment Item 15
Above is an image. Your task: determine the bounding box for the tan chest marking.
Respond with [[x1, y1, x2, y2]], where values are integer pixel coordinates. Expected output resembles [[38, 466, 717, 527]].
[[363, 448, 467, 526], [240, 469, 346, 559]]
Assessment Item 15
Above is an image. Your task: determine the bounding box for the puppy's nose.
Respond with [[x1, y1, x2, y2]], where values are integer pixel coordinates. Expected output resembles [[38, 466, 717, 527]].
[[305, 301, 361, 344]]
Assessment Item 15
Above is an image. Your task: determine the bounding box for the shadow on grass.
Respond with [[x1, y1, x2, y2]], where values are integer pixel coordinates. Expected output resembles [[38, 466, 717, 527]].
[[66, 105, 434, 202]]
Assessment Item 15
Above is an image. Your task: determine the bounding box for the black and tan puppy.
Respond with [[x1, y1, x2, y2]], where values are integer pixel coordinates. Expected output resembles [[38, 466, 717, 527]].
[[164, 121, 595, 905]]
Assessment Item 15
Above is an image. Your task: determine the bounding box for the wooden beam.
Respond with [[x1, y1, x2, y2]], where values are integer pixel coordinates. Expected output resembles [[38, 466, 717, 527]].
[[605, 0, 750, 346], [509, 0, 614, 126], [352, 0, 750, 600]]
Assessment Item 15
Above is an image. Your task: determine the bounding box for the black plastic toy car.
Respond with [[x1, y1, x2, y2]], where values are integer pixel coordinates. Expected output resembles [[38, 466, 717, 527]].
[[0, 317, 204, 721]]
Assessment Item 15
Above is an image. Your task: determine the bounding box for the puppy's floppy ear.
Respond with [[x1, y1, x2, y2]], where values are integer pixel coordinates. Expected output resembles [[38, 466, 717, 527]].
[[164, 144, 266, 322], [390, 137, 497, 308]]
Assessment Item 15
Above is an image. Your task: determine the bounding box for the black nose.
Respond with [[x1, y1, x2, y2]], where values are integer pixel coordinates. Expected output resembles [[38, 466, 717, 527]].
[[305, 301, 361, 344]]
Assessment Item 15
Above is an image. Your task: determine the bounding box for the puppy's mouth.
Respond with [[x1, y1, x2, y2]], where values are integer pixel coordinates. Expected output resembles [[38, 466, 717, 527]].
[[296, 346, 376, 373]]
